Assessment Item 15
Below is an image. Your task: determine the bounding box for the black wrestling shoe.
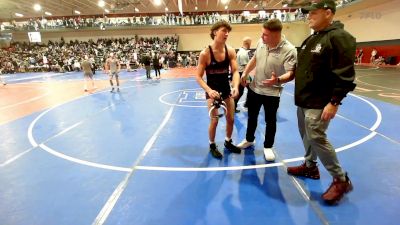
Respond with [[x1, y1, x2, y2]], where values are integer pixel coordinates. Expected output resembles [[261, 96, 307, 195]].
[[209, 143, 223, 159], [224, 140, 241, 154]]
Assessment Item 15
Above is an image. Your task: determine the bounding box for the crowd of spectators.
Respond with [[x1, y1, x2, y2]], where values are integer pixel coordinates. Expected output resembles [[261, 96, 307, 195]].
[[1, 9, 306, 32], [0, 1, 364, 74], [0, 35, 179, 74], [0, 0, 360, 32], [335, 0, 358, 7]]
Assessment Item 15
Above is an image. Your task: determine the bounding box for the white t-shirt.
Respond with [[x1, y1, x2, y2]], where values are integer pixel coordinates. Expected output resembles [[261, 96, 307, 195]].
[[43, 56, 48, 64]]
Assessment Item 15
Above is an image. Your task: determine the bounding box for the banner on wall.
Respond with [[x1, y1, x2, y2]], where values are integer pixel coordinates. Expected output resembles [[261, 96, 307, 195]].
[[178, 0, 183, 15], [28, 32, 42, 43]]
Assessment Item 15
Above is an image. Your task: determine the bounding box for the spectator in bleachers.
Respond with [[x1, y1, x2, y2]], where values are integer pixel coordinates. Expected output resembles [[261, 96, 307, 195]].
[[73, 59, 81, 71], [176, 53, 182, 67]]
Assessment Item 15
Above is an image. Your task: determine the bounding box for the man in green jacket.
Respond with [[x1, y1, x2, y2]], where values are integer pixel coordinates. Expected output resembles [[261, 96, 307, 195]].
[[286, 0, 356, 205]]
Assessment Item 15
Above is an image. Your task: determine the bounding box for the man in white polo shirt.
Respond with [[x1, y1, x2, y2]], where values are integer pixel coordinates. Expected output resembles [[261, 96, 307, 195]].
[[238, 19, 297, 161], [235, 36, 252, 113]]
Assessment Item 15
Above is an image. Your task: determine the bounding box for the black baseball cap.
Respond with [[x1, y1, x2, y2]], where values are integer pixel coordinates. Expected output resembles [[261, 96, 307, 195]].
[[302, 0, 336, 14]]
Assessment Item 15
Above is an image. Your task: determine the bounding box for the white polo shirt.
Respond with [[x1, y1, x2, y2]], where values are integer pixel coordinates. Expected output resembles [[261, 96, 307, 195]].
[[236, 47, 251, 73]]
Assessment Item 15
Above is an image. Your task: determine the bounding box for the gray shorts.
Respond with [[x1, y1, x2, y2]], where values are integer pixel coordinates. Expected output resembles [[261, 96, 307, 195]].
[[109, 71, 119, 78], [84, 72, 93, 78]]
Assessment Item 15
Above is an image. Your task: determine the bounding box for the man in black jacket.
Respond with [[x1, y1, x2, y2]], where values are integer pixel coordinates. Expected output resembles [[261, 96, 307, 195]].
[[286, 0, 356, 205], [141, 53, 152, 79], [152, 53, 161, 79]]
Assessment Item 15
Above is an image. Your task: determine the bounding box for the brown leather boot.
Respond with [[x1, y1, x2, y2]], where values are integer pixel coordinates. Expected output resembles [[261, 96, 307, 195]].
[[322, 173, 353, 205], [287, 162, 320, 179]]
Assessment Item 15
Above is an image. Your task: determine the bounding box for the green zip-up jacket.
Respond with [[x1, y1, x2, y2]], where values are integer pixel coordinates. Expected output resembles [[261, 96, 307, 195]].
[[295, 21, 356, 109]]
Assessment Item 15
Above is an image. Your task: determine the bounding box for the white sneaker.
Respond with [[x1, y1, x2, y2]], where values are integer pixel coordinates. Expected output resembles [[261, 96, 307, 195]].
[[237, 139, 255, 149], [263, 148, 275, 161]]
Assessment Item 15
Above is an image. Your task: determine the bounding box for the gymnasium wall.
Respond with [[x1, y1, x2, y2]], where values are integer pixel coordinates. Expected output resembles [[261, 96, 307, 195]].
[[9, 22, 310, 51], [336, 0, 400, 42], [335, 0, 400, 64]]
